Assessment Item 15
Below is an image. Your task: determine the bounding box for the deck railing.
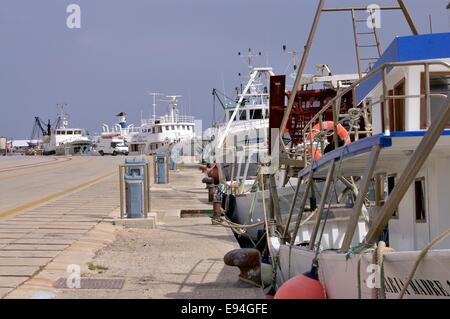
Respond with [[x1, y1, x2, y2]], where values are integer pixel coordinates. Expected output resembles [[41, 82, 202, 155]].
[[300, 60, 450, 165], [142, 115, 195, 126]]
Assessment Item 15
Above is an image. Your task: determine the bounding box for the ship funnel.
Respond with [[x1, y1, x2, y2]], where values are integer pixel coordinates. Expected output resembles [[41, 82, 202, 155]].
[[116, 112, 127, 129]]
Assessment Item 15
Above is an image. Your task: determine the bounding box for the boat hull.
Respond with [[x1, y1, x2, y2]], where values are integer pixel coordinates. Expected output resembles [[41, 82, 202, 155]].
[[276, 245, 450, 299]]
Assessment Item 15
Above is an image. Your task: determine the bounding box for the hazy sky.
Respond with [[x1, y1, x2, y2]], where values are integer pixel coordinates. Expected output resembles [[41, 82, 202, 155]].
[[1, 0, 450, 139]]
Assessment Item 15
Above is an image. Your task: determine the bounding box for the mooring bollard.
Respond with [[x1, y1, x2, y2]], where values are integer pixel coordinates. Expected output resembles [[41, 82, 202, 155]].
[[212, 197, 223, 224], [212, 199, 222, 216], [224, 248, 262, 287], [202, 176, 215, 203], [207, 185, 215, 202]]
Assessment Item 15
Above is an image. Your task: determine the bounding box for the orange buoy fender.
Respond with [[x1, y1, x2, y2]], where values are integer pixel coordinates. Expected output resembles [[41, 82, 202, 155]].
[[274, 274, 325, 299], [307, 121, 351, 160]]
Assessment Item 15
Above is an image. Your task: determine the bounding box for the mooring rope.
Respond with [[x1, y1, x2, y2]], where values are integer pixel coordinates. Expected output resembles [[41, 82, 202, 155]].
[[398, 227, 450, 299]]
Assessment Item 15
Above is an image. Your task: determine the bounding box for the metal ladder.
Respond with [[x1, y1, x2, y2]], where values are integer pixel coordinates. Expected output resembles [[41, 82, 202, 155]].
[[351, 8, 383, 78], [280, 0, 419, 136]]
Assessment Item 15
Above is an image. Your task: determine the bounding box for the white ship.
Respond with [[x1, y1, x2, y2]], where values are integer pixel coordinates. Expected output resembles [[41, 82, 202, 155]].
[[202, 66, 274, 194], [129, 95, 196, 155], [40, 105, 91, 155]]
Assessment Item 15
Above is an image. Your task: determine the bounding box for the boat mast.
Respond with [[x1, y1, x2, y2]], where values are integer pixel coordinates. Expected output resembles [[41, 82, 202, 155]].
[[166, 95, 182, 122], [278, 0, 419, 158], [238, 48, 261, 71], [149, 92, 163, 120], [56, 103, 69, 129], [217, 48, 273, 148]]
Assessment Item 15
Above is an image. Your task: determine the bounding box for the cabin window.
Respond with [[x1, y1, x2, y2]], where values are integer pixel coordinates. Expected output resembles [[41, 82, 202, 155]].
[[67, 130, 73, 135], [421, 72, 450, 129], [56, 130, 61, 135], [239, 110, 247, 121], [387, 174, 398, 218], [165, 126, 169, 131], [74, 130, 81, 135], [414, 177, 427, 223], [386, 79, 405, 132], [229, 111, 237, 121], [171, 125, 175, 130], [250, 109, 263, 120]]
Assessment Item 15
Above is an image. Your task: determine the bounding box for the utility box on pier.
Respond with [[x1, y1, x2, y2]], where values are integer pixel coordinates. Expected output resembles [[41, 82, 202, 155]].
[[119, 158, 150, 219], [169, 157, 177, 171], [154, 154, 169, 184], [125, 174, 144, 218]]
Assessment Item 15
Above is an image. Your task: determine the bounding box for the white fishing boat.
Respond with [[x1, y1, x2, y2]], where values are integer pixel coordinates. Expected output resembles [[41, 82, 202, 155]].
[[270, 1, 450, 299], [212, 65, 359, 245], [129, 95, 196, 155], [39, 105, 91, 155], [204, 67, 273, 182]]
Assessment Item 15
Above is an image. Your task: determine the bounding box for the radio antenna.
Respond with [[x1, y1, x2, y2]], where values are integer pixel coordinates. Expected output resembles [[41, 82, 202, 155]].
[[149, 92, 163, 119], [238, 48, 262, 70], [282, 44, 301, 73]]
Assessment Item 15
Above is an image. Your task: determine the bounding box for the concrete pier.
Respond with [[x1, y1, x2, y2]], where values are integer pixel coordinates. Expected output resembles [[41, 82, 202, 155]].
[[0, 156, 264, 299]]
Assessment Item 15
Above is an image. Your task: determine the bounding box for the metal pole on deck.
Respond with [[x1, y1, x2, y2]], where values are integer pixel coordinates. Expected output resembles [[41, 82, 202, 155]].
[[382, 67, 391, 135], [279, 0, 325, 137], [397, 0, 419, 35], [340, 145, 381, 253], [289, 170, 314, 246], [309, 160, 335, 250], [282, 176, 302, 241], [425, 64, 432, 128]]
